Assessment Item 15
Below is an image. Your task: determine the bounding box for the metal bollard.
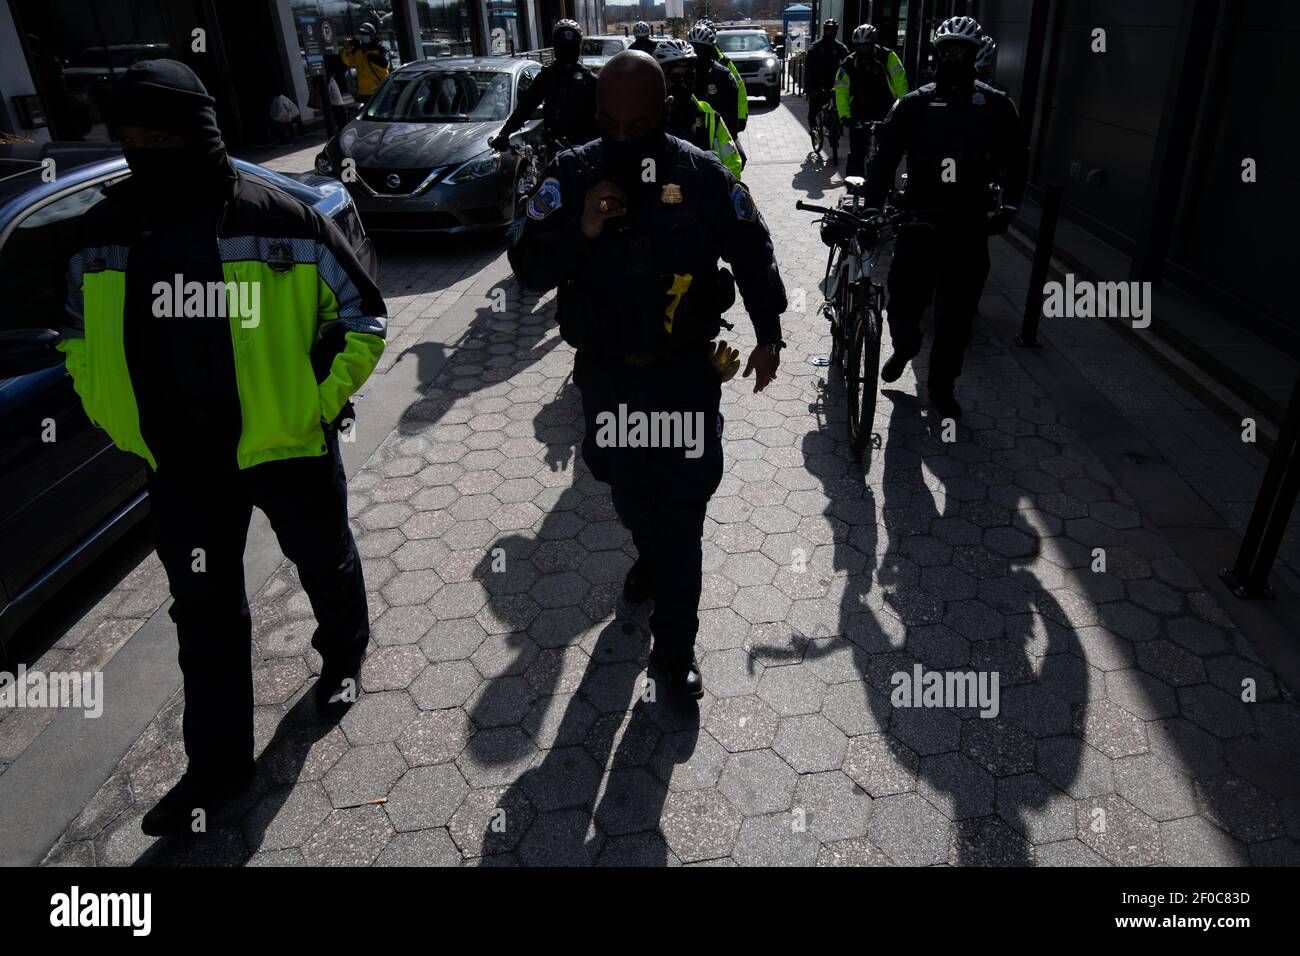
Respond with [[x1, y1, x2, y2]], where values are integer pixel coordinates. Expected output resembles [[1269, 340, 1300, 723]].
[[1014, 182, 1063, 349], [1221, 375, 1300, 599]]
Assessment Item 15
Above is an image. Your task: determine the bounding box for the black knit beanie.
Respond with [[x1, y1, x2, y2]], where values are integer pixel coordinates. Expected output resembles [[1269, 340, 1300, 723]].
[[107, 59, 225, 154]]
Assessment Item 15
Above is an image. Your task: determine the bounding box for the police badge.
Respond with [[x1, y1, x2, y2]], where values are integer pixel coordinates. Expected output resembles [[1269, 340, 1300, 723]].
[[266, 240, 294, 273], [527, 177, 563, 220], [661, 183, 683, 204]]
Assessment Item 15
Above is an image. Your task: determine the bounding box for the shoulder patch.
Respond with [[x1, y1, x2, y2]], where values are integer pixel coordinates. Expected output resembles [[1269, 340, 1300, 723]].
[[732, 183, 758, 223], [526, 177, 562, 221]]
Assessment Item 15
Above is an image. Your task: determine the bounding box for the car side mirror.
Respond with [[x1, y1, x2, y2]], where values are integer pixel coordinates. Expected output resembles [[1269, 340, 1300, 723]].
[[0, 328, 63, 376]]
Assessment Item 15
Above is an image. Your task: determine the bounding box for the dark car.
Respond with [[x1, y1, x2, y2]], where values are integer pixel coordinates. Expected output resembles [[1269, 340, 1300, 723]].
[[0, 144, 376, 649], [314, 56, 544, 233]]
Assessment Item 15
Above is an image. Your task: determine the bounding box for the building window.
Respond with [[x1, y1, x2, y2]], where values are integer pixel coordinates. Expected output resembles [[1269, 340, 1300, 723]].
[[417, 0, 474, 58]]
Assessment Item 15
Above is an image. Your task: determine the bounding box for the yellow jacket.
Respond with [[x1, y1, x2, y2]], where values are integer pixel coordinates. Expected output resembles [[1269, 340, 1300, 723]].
[[340, 44, 390, 96]]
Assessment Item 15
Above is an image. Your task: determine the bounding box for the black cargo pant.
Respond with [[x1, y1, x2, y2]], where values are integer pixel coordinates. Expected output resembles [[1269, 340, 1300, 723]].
[[885, 218, 990, 399], [846, 122, 873, 176], [146, 433, 368, 778], [574, 349, 724, 661]]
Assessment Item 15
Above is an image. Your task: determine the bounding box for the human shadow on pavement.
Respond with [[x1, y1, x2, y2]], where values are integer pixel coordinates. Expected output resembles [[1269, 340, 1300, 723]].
[[750, 382, 1084, 864], [465, 381, 700, 865]]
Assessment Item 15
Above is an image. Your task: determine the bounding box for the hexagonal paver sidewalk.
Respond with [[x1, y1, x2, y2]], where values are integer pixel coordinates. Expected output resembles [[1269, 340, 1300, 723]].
[[42, 100, 1300, 868]]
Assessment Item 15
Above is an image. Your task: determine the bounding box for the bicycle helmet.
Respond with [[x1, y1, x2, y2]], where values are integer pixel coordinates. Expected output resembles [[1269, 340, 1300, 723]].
[[823, 18, 839, 29], [553, 18, 583, 43], [687, 22, 716, 45], [654, 38, 697, 66], [934, 16, 982, 47], [975, 35, 997, 69], [851, 24, 877, 46]]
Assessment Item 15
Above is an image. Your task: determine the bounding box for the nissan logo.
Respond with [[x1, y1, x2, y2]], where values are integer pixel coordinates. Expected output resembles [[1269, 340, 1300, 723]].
[[386, 173, 402, 189]]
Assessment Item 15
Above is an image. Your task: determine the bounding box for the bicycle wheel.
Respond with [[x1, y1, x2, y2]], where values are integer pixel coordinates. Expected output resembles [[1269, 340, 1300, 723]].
[[811, 112, 824, 155], [846, 284, 884, 454], [824, 244, 847, 370]]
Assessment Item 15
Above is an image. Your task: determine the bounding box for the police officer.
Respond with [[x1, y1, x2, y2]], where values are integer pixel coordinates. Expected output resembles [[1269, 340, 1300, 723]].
[[490, 19, 599, 151], [507, 51, 786, 698], [804, 18, 848, 150], [686, 22, 742, 161], [691, 20, 754, 135], [864, 16, 1026, 419], [630, 20, 657, 55], [655, 39, 742, 178], [58, 61, 386, 835], [340, 22, 390, 106], [834, 23, 908, 176]]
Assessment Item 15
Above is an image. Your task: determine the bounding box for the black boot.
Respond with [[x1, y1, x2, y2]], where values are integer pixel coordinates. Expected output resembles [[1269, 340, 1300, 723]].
[[623, 558, 653, 605], [648, 646, 704, 700], [880, 352, 908, 383], [316, 651, 364, 719], [141, 765, 255, 837], [931, 389, 963, 420]]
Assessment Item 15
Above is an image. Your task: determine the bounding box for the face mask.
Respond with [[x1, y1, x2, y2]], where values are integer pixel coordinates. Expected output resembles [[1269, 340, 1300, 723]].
[[935, 59, 976, 90], [555, 41, 578, 64], [601, 127, 666, 196], [123, 144, 224, 200], [667, 83, 694, 118]]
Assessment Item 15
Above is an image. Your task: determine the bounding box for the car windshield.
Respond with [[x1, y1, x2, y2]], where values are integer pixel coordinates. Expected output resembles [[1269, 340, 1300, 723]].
[[717, 33, 770, 53], [582, 39, 626, 56], [364, 70, 512, 122]]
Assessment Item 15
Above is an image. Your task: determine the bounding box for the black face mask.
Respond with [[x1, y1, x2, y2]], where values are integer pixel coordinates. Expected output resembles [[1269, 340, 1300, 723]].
[[554, 41, 579, 64], [601, 127, 666, 197], [668, 84, 695, 120], [935, 59, 976, 91], [123, 144, 229, 204]]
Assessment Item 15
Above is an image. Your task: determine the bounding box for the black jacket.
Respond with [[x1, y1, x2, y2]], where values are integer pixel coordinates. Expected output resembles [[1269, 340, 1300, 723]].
[[499, 61, 599, 147], [866, 80, 1028, 217], [629, 37, 658, 54], [805, 37, 849, 92], [693, 60, 741, 145], [507, 135, 785, 358]]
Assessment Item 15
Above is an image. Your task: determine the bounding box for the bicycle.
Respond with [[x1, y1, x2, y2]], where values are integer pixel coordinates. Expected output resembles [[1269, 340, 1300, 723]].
[[797, 181, 906, 454], [808, 91, 841, 164]]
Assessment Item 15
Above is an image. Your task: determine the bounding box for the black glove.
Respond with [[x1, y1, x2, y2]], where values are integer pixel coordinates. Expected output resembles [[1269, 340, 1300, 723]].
[[986, 205, 1017, 236], [489, 133, 510, 151]]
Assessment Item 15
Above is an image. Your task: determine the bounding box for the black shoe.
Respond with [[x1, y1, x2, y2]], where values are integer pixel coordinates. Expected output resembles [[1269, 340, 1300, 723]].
[[141, 765, 254, 837], [932, 392, 963, 420], [648, 647, 704, 700], [880, 353, 908, 383], [623, 559, 653, 605], [316, 652, 364, 719]]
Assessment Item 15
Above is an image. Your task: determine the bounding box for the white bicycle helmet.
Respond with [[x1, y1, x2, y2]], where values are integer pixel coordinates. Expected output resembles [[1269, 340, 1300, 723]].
[[553, 18, 582, 43], [633, 21, 651, 39], [934, 15, 982, 47], [653, 38, 697, 66], [687, 22, 716, 45], [975, 35, 997, 68], [851, 23, 878, 45]]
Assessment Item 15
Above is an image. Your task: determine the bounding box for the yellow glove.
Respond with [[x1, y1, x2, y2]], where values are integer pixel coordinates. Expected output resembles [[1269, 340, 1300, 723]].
[[709, 340, 741, 382]]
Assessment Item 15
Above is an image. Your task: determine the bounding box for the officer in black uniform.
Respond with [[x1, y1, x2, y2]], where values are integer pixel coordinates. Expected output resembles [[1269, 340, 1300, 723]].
[[507, 51, 786, 699], [864, 16, 1027, 420], [804, 19, 848, 146], [686, 25, 742, 152], [490, 19, 598, 151]]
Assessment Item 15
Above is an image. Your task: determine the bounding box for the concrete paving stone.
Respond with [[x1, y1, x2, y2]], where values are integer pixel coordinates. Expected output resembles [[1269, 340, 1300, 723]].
[[395, 707, 474, 767], [448, 785, 534, 857], [950, 815, 1032, 866], [732, 811, 821, 866], [1205, 655, 1278, 702], [1036, 737, 1115, 800], [64, 774, 133, 843], [340, 691, 417, 746], [1222, 736, 1300, 798], [1076, 794, 1163, 866], [409, 660, 483, 712], [592, 766, 668, 836], [917, 751, 997, 821], [1000, 684, 1073, 738], [719, 749, 799, 816], [456, 726, 537, 788], [660, 789, 743, 863], [322, 742, 407, 809], [520, 746, 602, 812], [374, 827, 463, 867], [419, 616, 487, 662], [844, 733, 919, 797], [649, 728, 727, 791], [595, 831, 680, 866], [1147, 717, 1225, 779], [527, 606, 594, 649], [1178, 683, 1256, 739], [960, 716, 1037, 777], [517, 808, 602, 866], [585, 710, 661, 769], [1033, 838, 1109, 866], [1106, 669, 1178, 722], [1193, 774, 1287, 843], [1253, 702, 1300, 757], [868, 792, 953, 866], [702, 648, 763, 698], [758, 663, 827, 716], [1248, 838, 1300, 866], [996, 773, 1077, 844], [301, 806, 394, 866], [743, 623, 810, 667], [384, 764, 470, 832], [816, 836, 894, 866], [705, 695, 781, 754], [774, 714, 848, 773]]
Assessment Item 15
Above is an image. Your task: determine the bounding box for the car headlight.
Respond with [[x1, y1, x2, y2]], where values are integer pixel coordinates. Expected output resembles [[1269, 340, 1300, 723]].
[[764, 57, 777, 69], [447, 150, 503, 184], [315, 151, 335, 176]]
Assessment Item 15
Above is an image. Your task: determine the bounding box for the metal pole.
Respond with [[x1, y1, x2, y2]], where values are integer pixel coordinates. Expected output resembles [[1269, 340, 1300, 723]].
[[313, 73, 338, 140], [1221, 375, 1300, 599], [1014, 182, 1062, 349]]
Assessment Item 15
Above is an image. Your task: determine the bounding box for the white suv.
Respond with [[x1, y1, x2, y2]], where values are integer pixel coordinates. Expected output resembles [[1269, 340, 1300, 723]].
[[716, 29, 781, 104]]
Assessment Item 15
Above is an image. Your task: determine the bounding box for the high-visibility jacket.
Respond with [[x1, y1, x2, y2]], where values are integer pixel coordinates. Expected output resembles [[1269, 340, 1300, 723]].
[[678, 97, 742, 178], [835, 46, 907, 122], [340, 43, 390, 96], [58, 172, 386, 472], [717, 50, 748, 125]]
